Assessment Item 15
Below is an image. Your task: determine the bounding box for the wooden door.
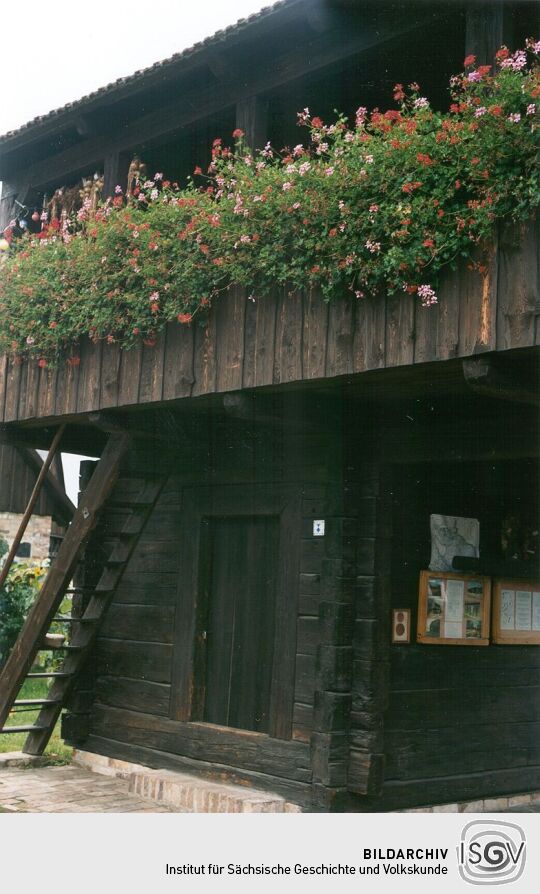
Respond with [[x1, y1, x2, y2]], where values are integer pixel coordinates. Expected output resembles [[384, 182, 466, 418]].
[[171, 484, 301, 739], [203, 515, 279, 733]]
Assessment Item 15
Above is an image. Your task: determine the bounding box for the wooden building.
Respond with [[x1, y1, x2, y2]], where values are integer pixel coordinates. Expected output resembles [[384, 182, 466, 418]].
[[0, 0, 539, 811], [0, 445, 73, 562]]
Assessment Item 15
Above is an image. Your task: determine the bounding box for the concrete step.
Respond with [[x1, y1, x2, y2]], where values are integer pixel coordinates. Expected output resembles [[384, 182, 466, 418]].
[[72, 749, 301, 813]]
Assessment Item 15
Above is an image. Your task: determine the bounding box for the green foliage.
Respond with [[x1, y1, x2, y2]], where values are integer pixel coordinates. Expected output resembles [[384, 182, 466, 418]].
[[0, 44, 539, 362], [0, 563, 45, 667]]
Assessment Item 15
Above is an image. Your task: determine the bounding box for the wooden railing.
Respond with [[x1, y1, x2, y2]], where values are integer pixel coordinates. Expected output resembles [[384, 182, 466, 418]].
[[0, 221, 538, 425]]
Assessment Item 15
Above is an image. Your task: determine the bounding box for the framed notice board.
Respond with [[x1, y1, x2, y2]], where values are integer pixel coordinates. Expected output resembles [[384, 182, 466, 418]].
[[417, 570, 491, 645], [492, 580, 540, 644]]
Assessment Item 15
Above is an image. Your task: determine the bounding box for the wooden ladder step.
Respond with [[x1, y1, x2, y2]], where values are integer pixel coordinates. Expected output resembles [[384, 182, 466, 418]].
[[39, 644, 84, 652], [27, 672, 71, 679], [51, 620, 97, 627], [13, 699, 61, 707], [0, 725, 50, 734], [107, 499, 156, 510]]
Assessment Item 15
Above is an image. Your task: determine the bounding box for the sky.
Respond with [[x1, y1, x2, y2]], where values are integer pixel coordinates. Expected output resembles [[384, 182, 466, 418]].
[[0, 0, 270, 136], [8, 0, 269, 500]]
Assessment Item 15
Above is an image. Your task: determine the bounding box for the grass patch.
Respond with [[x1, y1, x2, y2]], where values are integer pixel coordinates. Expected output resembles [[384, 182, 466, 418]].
[[1, 678, 72, 765]]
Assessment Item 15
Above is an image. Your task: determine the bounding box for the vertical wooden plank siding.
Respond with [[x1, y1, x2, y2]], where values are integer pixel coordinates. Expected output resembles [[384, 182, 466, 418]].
[[192, 314, 217, 397], [414, 272, 460, 364], [0, 230, 539, 424], [23, 360, 41, 420], [242, 293, 277, 388], [215, 285, 246, 393], [353, 294, 386, 372], [273, 287, 303, 385], [100, 343, 122, 409], [138, 330, 166, 404], [325, 294, 354, 377], [162, 321, 195, 401], [76, 339, 103, 413], [497, 220, 539, 351], [3, 356, 22, 422], [385, 293, 415, 369], [458, 245, 498, 357], [302, 288, 328, 379], [117, 343, 143, 407]]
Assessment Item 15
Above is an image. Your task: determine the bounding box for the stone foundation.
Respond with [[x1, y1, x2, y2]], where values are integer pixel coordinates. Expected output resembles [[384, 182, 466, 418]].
[[73, 750, 302, 813]]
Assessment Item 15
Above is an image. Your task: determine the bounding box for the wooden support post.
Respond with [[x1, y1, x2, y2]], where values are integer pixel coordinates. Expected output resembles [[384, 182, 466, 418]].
[[0, 425, 65, 591], [15, 447, 75, 524], [236, 96, 269, 150], [103, 151, 132, 198], [463, 357, 540, 407], [465, 1, 513, 65]]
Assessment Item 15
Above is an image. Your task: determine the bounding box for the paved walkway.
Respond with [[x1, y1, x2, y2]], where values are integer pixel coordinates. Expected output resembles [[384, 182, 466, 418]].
[[0, 764, 175, 812]]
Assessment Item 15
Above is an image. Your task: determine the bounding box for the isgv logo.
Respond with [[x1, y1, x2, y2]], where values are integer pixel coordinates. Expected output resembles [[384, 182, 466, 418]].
[[458, 821, 526, 885]]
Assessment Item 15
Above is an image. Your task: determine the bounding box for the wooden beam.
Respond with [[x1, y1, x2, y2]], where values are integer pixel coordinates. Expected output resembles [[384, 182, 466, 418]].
[[462, 356, 540, 407], [103, 151, 132, 199], [465, 1, 513, 65], [16, 447, 76, 523], [236, 96, 269, 150], [22, 9, 437, 190]]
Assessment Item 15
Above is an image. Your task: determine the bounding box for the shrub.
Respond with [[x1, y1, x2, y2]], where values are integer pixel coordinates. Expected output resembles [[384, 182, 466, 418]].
[[0, 42, 538, 363], [0, 563, 44, 667]]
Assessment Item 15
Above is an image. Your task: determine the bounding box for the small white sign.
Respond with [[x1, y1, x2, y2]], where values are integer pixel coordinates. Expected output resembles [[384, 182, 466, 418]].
[[313, 519, 325, 537]]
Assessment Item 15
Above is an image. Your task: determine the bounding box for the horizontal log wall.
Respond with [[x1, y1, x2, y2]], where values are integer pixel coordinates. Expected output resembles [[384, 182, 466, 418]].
[[66, 421, 363, 808], [0, 223, 538, 425], [373, 456, 540, 811]]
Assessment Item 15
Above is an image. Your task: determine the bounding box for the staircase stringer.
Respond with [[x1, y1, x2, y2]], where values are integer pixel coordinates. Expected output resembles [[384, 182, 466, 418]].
[[23, 468, 169, 755], [0, 432, 131, 734]]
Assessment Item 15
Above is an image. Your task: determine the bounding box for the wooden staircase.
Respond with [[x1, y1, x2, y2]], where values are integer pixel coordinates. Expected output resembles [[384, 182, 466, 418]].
[[0, 429, 166, 755]]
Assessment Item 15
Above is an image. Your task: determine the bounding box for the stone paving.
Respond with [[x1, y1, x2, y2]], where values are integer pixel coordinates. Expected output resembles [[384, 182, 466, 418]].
[[0, 764, 176, 813]]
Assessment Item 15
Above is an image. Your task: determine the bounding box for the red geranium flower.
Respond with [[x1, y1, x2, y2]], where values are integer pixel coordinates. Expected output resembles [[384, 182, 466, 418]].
[[177, 313, 192, 324], [464, 54, 476, 67], [232, 128, 245, 139]]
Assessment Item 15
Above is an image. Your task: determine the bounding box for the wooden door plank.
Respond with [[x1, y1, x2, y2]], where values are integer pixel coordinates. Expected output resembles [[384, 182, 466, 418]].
[[162, 321, 195, 401], [0, 432, 131, 732], [270, 492, 301, 739]]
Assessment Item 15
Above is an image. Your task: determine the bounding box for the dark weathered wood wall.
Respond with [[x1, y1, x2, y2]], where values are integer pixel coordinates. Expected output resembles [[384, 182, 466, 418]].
[[0, 223, 538, 426], [373, 457, 540, 810], [65, 417, 356, 808], [63, 387, 540, 811]]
